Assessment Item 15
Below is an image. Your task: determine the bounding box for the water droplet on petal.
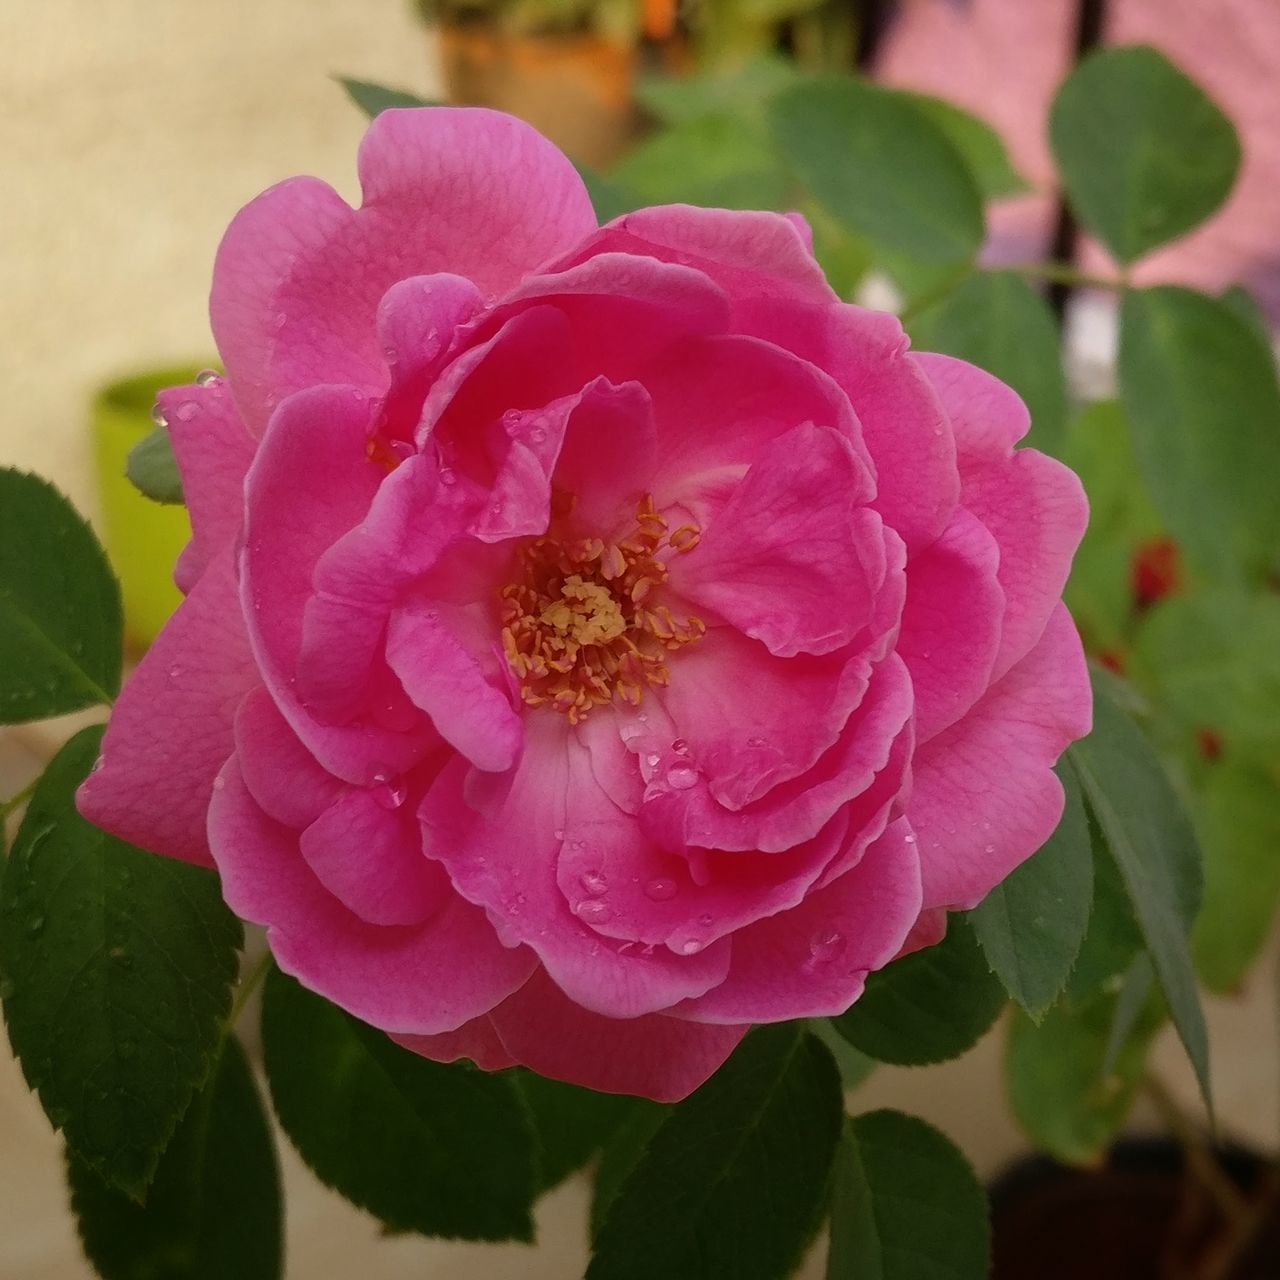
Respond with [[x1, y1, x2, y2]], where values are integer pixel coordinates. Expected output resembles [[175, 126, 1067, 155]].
[[91, 755, 105, 774], [644, 877, 677, 902], [195, 368, 221, 387], [553, 828, 565, 841], [438, 467, 457, 487], [149, 402, 168, 428], [212, 776, 226, 792], [168, 665, 182, 679], [274, 312, 287, 329], [175, 400, 198, 422], [372, 777, 408, 810], [580, 870, 608, 897], [645, 753, 660, 769], [697, 912, 713, 928], [680, 938, 703, 955], [983, 843, 995, 854], [666, 762, 698, 790], [808, 929, 845, 965], [576, 899, 611, 924], [672, 738, 689, 755]]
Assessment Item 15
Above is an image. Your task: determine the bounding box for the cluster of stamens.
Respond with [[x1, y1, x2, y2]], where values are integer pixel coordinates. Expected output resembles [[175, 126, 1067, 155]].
[[500, 494, 705, 723]]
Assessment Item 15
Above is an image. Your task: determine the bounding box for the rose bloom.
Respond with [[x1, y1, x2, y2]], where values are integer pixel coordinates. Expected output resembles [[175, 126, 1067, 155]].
[[80, 109, 1090, 1101]]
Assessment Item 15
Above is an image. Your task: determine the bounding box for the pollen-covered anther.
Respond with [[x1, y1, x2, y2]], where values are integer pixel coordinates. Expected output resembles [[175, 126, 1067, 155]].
[[499, 494, 704, 723]]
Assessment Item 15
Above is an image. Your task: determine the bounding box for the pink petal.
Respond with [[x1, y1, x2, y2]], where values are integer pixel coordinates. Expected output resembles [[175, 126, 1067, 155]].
[[212, 108, 596, 433], [386, 600, 523, 773], [156, 380, 256, 594], [671, 423, 879, 658], [908, 604, 1092, 910], [672, 818, 922, 1024], [210, 757, 536, 1034], [642, 653, 914, 854], [570, 205, 836, 315], [962, 449, 1088, 682], [241, 384, 433, 782], [746, 304, 959, 551], [897, 507, 1004, 743], [77, 548, 257, 865], [420, 715, 731, 1018], [235, 687, 342, 830], [300, 787, 451, 926], [642, 333, 871, 508], [393, 1015, 517, 1072], [914, 352, 1029, 476], [486, 970, 748, 1101]]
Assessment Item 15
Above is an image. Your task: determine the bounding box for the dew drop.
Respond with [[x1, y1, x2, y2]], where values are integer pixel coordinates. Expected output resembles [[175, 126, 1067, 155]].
[[671, 738, 689, 755], [175, 400, 198, 422], [983, 843, 995, 854], [274, 311, 287, 329], [168, 665, 183, 679], [679, 938, 703, 955], [372, 777, 408, 810], [666, 762, 698, 790], [576, 899, 611, 924], [808, 928, 845, 964], [553, 828, 565, 841], [438, 467, 457, 487], [195, 368, 222, 387], [149, 402, 168, 428], [644, 753, 661, 769], [529, 426, 547, 444], [91, 755, 105, 774], [212, 776, 226, 792], [580, 870, 609, 897], [644, 877, 677, 902]]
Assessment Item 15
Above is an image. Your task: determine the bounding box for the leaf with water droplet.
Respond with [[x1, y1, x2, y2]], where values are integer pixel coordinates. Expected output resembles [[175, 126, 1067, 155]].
[[0, 469, 122, 721], [0, 728, 243, 1197]]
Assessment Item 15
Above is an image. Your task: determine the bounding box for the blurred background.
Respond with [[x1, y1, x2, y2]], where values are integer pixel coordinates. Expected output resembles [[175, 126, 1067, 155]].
[[2, 1, 1277, 1276]]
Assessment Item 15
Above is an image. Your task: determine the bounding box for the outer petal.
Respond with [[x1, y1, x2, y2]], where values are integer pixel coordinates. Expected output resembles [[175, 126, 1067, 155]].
[[210, 758, 536, 1034], [485, 970, 748, 1102], [156, 379, 256, 594], [393, 1015, 517, 1072], [212, 107, 597, 432], [909, 604, 1092, 910], [963, 449, 1088, 682], [896, 507, 1004, 743], [420, 716, 731, 1018], [77, 548, 257, 865], [913, 351, 1029, 476], [241, 384, 433, 782], [672, 818, 922, 1024]]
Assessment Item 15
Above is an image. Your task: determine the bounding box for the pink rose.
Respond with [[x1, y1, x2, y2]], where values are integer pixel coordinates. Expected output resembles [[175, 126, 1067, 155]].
[[79, 108, 1091, 1101]]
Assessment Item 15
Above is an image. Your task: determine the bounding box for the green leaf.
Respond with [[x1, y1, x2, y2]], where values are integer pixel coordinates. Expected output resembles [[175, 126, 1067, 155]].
[[1065, 822, 1143, 1003], [338, 76, 433, 117], [512, 1069, 649, 1193], [261, 969, 537, 1240], [1066, 676, 1212, 1112], [769, 77, 984, 263], [1191, 761, 1280, 993], [636, 57, 800, 125], [67, 1035, 281, 1280], [808, 1018, 877, 1092], [590, 1101, 670, 1241], [1130, 588, 1280, 756], [826, 1110, 989, 1280], [1049, 45, 1241, 264], [587, 1025, 842, 1280], [909, 270, 1068, 454], [1219, 284, 1271, 345], [831, 914, 1005, 1065], [611, 114, 790, 211], [1118, 286, 1280, 581], [1102, 953, 1156, 1077], [1006, 985, 1160, 1165], [0, 727, 242, 1196], [898, 92, 1029, 200], [970, 766, 1093, 1020], [126, 426, 184, 505], [0, 469, 121, 722]]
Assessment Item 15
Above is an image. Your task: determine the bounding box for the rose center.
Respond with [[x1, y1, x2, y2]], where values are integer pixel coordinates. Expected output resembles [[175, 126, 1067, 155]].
[[499, 494, 705, 723]]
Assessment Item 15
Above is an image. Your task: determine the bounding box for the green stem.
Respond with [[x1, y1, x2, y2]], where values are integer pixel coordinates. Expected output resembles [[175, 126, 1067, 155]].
[[1015, 260, 1127, 292], [227, 949, 273, 1028], [0, 778, 38, 821]]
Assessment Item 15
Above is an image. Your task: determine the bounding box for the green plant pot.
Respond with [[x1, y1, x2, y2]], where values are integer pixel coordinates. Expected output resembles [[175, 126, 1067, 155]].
[[92, 367, 203, 653]]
